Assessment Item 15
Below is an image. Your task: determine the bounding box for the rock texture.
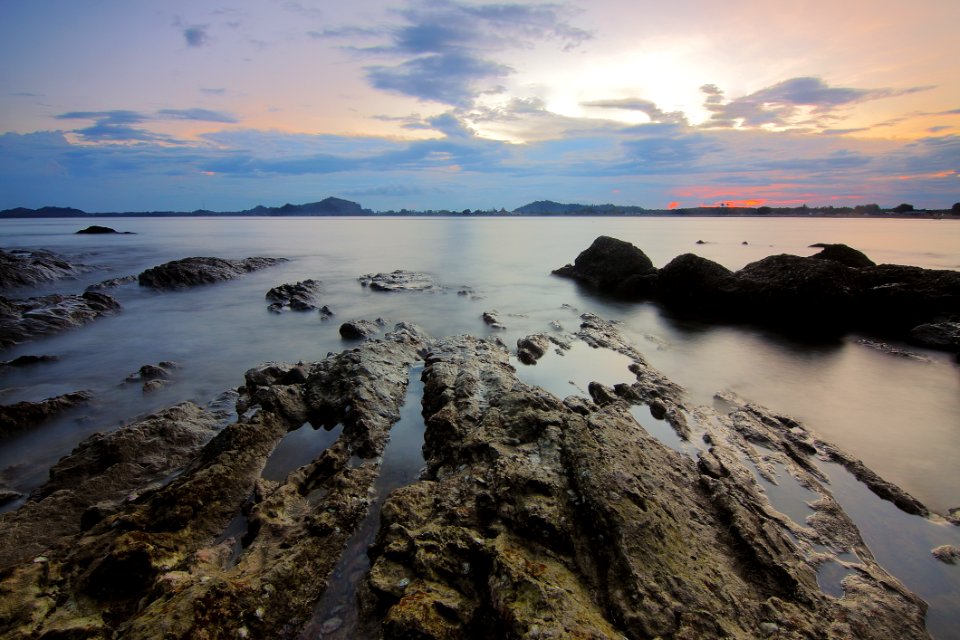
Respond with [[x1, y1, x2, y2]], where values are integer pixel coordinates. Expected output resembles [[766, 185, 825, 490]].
[[138, 256, 287, 290], [86, 275, 137, 292], [556, 236, 960, 350], [0, 317, 933, 639], [359, 270, 439, 292], [0, 248, 87, 290], [340, 318, 385, 339], [0, 291, 121, 349], [0, 391, 92, 438], [266, 279, 323, 312]]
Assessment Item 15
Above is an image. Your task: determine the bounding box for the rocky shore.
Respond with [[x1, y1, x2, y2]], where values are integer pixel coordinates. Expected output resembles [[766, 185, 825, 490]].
[[0, 314, 937, 638], [554, 236, 960, 352]]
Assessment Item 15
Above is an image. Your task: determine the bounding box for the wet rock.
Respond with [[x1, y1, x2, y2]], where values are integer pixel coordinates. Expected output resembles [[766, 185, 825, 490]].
[[77, 225, 133, 235], [359, 270, 439, 292], [657, 253, 736, 313], [0, 488, 23, 506], [339, 319, 384, 339], [810, 243, 876, 268], [516, 334, 549, 364], [0, 402, 224, 569], [0, 390, 92, 438], [85, 274, 137, 291], [0, 354, 59, 370], [319, 305, 334, 320], [0, 291, 121, 348], [552, 235, 657, 297], [359, 331, 929, 639], [0, 248, 87, 290], [932, 545, 960, 564], [856, 339, 930, 361], [266, 279, 322, 312], [138, 256, 287, 290], [125, 361, 180, 393], [481, 310, 505, 330], [909, 320, 960, 349]]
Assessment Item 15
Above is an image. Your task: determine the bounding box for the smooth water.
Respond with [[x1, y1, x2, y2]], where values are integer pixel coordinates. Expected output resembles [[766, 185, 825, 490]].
[[1, 216, 958, 634]]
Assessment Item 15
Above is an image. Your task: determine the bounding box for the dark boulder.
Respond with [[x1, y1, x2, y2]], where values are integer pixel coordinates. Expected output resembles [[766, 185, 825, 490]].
[[339, 319, 384, 339], [657, 253, 735, 313], [552, 236, 656, 297], [810, 243, 875, 268], [77, 225, 130, 235], [909, 321, 960, 350], [138, 256, 287, 290]]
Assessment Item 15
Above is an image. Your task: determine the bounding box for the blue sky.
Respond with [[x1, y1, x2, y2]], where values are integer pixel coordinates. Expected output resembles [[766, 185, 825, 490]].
[[1, 0, 958, 212]]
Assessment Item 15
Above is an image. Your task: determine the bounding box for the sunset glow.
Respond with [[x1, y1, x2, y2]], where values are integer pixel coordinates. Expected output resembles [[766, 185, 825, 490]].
[[1, 0, 957, 211]]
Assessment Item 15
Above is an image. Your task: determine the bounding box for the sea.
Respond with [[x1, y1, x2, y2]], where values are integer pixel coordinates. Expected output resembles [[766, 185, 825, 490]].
[[1, 215, 958, 637]]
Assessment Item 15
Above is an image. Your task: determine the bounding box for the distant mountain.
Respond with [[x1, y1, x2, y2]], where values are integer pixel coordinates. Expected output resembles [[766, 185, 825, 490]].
[[241, 197, 370, 216], [0, 206, 88, 218], [512, 200, 588, 215]]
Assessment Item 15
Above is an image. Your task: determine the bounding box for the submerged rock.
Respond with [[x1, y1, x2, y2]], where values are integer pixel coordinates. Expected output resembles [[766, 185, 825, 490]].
[[0, 390, 92, 438], [77, 225, 133, 235], [0, 354, 59, 370], [481, 310, 505, 330], [86, 274, 137, 292], [359, 270, 439, 292], [266, 279, 322, 312], [124, 361, 180, 393], [138, 256, 287, 290], [0, 291, 121, 349], [0, 248, 87, 290]]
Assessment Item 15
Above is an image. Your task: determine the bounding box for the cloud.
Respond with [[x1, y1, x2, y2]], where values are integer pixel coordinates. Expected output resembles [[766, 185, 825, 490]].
[[183, 25, 210, 47], [337, 0, 589, 106], [201, 87, 226, 96], [156, 108, 238, 123], [54, 109, 239, 142], [581, 98, 688, 125], [368, 54, 512, 107], [701, 77, 933, 129]]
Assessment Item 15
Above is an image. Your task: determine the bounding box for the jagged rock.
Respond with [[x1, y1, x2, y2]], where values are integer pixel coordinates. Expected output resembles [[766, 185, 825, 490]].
[[516, 333, 549, 364], [552, 235, 657, 297], [123, 361, 179, 393], [0, 402, 224, 571], [481, 310, 505, 330], [339, 318, 384, 339], [85, 275, 137, 291], [0, 291, 121, 349], [0, 391, 92, 438], [266, 279, 322, 312], [932, 545, 960, 564], [810, 243, 876, 268], [138, 256, 287, 290], [0, 248, 87, 290], [359, 270, 438, 292]]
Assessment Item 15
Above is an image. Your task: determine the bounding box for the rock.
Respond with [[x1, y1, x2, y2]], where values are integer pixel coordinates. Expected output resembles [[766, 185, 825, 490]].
[[810, 243, 876, 268], [552, 235, 657, 297], [481, 310, 505, 330], [359, 270, 439, 292], [0, 291, 121, 348], [516, 333, 550, 364], [856, 339, 929, 361], [319, 305, 334, 320], [0, 489, 23, 506], [696, 239, 707, 244], [657, 253, 736, 313], [124, 362, 179, 392], [0, 391, 92, 438], [0, 354, 59, 370], [138, 256, 287, 290], [909, 321, 960, 349], [0, 248, 87, 290], [265, 279, 322, 312], [86, 275, 137, 291], [77, 225, 132, 235], [339, 319, 384, 339], [932, 545, 960, 564]]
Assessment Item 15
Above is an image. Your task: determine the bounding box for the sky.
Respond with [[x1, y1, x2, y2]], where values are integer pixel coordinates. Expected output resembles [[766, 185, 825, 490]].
[[1, 0, 958, 212]]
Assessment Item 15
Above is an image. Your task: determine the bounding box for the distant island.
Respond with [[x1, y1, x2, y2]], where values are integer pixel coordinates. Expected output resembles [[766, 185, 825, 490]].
[[2, 196, 959, 219]]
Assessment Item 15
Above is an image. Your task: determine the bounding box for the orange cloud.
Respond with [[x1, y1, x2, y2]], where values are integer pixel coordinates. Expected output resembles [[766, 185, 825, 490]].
[[667, 201, 680, 209]]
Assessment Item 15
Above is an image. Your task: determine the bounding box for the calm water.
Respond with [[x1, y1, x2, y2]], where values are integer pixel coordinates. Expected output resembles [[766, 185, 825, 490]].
[[1, 216, 959, 635]]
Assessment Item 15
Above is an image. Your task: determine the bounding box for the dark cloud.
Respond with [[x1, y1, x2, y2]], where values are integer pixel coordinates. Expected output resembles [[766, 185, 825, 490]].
[[367, 54, 511, 107], [183, 25, 210, 47], [54, 109, 238, 142], [701, 77, 933, 129], [201, 88, 226, 96], [308, 26, 383, 39]]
